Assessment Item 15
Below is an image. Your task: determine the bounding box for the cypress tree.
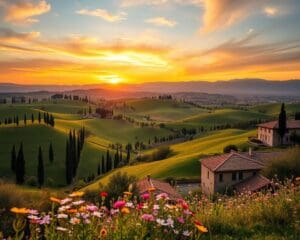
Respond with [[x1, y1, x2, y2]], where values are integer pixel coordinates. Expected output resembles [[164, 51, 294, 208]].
[[16, 116, 19, 126], [31, 113, 34, 123], [278, 103, 287, 144], [37, 146, 44, 188], [97, 162, 101, 175], [24, 113, 27, 125], [38, 112, 41, 123], [65, 140, 72, 184], [11, 144, 16, 172], [16, 143, 25, 184], [102, 155, 106, 173], [106, 149, 111, 171], [49, 142, 54, 163]]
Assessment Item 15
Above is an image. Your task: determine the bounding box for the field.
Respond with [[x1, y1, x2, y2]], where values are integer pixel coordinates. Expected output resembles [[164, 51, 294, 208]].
[[0, 99, 299, 189]]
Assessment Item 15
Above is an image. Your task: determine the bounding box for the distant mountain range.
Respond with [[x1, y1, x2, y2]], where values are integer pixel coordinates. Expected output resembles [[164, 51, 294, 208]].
[[1, 79, 300, 96]]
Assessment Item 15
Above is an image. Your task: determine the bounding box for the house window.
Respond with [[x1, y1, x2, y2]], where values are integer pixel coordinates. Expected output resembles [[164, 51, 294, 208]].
[[232, 172, 236, 181], [238, 172, 243, 180], [207, 171, 209, 179], [219, 173, 223, 182]]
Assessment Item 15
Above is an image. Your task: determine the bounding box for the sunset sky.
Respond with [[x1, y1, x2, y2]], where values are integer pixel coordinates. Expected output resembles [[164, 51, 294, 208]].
[[0, 0, 300, 85]]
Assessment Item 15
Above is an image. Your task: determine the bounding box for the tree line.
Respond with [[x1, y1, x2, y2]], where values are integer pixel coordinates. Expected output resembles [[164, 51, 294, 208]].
[[0, 111, 55, 127]]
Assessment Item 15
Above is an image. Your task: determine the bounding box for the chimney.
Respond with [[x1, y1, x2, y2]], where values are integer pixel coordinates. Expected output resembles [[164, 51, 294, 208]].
[[147, 175, 151, 181], [249, 147, 252, 157]]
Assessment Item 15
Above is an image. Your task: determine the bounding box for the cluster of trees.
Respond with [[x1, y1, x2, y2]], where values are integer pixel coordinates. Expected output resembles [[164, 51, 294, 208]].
[[65, 127, 86, 184], [158, 95, 172, 100], [11, 142, 54, 186], [43, 112, 55, 127], [95, 107, 113, 118]]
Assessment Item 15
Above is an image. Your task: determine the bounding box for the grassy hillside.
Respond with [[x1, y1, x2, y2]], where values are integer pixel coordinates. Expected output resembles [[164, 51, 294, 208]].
[[250, 102, 300, 116], [167, 109, 271, 129], [117, 99, 208, 121], [83, 129, 255, 191]]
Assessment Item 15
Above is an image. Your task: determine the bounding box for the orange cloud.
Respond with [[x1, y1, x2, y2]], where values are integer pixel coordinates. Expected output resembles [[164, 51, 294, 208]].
[[76, 8, 127, 22], [264, 7, 279, 16], [146, 17, 177, 27], [2, 0, 51, 25], [0, 27, 40, 42]]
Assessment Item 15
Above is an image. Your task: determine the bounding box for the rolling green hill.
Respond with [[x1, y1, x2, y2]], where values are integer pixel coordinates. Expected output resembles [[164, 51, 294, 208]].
[[250, 102, 300, 116], [83, 129, 255, 191]]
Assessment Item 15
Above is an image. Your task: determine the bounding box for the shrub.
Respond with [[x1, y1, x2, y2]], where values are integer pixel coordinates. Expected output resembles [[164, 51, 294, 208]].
[[223, 144, 238, 153], [263, 147, 300, 181], [152, 146, 171, 161]]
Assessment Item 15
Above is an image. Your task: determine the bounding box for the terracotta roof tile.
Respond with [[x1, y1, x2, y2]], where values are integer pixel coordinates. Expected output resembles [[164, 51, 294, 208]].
[[257, 120, 300, 129], [138, 178, 181, 200], [234, 174, 271, 193], [201, 152, 264, 172]]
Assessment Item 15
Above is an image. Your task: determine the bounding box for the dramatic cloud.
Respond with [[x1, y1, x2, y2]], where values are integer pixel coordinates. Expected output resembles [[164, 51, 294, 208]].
[[76, 8, 127, 22], [121, 0, 202, 7], [145, 17, 177, 27], [2, 0, 51, 25]]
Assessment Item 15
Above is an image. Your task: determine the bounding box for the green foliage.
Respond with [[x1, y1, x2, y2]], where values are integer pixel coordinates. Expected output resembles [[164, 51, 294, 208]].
[[264, 147, 300, 181], [223, 144, 238, 153], [152, 145, 171, 161], [104, 172, 139, 201], [26, 176, 38, 187]]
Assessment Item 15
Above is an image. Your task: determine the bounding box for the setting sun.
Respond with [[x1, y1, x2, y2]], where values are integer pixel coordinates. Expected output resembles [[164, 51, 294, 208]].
[[98, 74, 123, 85]]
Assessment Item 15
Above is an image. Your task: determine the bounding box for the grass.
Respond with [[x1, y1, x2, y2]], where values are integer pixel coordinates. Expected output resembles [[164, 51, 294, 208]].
[[83, 129, 255, 191], [250, 102, 300, 116], [117, 99, 208, 122]]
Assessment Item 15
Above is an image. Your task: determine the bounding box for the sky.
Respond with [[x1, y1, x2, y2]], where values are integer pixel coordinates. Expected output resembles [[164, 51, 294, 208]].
[[0, 0, 300, 85]]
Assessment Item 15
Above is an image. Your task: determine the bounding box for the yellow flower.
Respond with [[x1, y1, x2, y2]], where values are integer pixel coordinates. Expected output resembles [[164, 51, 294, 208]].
[[69, 191, 84, 197], [10, 207, 29, 214], [195, 225, 208, 233], [121, 207, 130, 214], [79, 206, 86, 212], [50, 197, 61, 204], [148, 187, 156, 192], [100, 228, 107, 237], [123, 191, 132, 196]]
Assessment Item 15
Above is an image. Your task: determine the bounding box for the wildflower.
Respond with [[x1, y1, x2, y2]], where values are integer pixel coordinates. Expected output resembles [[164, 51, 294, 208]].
[[100, 228, 107, 237], [67, 209, 78, 214], [10, 207, 29, 214], [125, 202, 134, 208], [39, 215, 51, 225], [56, 227, 68, 232], [86, 204, 98, 212], [60, 198, 72, 205], [28, 215, 40, 221], [50, 197, 61, 204], [28, 209, 39, 215], [72, 200, 85, 206], [100, 192, 108, 198], [156, 193, 169, 201], [183, 230, 191, 237], [141, 214, 155, 222], [79, 206, 87, 212], [92, 211, 103, 218], [153, 204, 160, 210], [69, 191, 84, 197], [195, 225, 208, 233], [124, 191, 132, 196], [70, 217, 80, 225], [148, 187, 156, 192], [295, 177, 300, 182], [57, 213, 68, 219], [177, 216, 184, 224], [121, 207, 130, 214], [113, 200, 126, 209], [141, 193, 150, 200]]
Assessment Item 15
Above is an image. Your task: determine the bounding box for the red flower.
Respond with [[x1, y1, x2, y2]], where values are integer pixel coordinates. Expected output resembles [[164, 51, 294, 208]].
[[100, 192, 108, 198]]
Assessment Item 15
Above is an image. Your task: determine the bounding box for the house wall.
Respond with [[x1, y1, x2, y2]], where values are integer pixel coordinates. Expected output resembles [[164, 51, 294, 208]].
[[214, 170, 259, 194], [258, 127, 300, 146], [201, 165, 215, 195]]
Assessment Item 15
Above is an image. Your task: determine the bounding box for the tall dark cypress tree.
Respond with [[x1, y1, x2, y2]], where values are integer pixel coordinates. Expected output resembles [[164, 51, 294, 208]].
[[97, 162, 101, 175], [65, 140, 72, 184], [38, 112, 41, 123], [37, 146, 44, 188], [49, 142, 54, 163], [106, 149, 111, 171], [16, 143, 25, 184], [31, 113, 34, 123], [24, 113, 27, 125], [11, 144, 16, 172], [278, 103, 287, 144], [102, 155, 106, 173]]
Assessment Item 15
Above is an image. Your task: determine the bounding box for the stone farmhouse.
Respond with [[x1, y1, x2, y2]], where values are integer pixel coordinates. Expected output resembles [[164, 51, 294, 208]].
[[257, 120, 300, 147], [200, 150, 277, 195]]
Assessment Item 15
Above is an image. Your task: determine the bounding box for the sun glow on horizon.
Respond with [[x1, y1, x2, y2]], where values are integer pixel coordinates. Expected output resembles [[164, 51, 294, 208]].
[[98, 74, 123, 85]]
